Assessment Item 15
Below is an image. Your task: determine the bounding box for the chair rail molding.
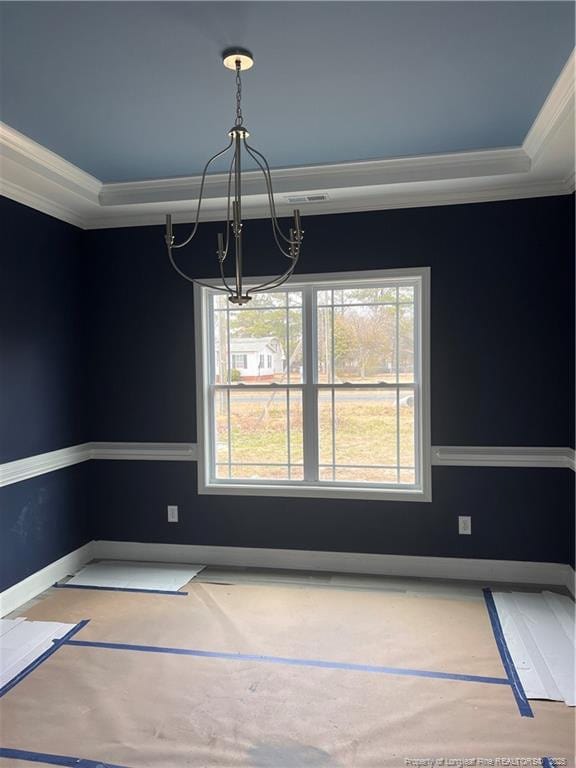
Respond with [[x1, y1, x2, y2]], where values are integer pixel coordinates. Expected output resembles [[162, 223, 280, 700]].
[[431, 446, 576, 471], [90, 442, 198, 462], [0, 444, 93, 488], [0, 49, 573, 228], [0, 443, 574, 488], [0, 443, 198, 487]]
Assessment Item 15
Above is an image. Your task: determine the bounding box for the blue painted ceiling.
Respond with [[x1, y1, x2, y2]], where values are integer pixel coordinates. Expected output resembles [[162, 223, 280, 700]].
[[1, 2, 573, 183]]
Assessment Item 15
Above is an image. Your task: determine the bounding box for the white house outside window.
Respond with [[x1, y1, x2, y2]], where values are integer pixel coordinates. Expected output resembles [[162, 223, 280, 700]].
[[195, 269, 431, 501]]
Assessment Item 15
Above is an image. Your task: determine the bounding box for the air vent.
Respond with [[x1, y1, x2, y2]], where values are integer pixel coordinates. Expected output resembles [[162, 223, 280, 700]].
[[285, 193, 330, 204]]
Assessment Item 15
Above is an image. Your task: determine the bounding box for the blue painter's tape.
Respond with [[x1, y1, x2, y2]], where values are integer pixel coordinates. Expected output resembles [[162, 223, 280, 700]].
[[482, 587, 534, 718], [53, 583, 188, 596], [0, 746, 129, 767], [64, 638, 509, 686], [0, 619, 90, 699]]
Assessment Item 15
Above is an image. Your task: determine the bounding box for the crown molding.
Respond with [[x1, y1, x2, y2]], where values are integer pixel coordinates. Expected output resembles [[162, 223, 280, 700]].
[[99, 147, 530, 207], [0, 129, 97, 228], [86, 176, 573, 230], [524, 50, 575, 165], [0, 176, 88, 230], [0, 122, 100, 202], [0, 48, 573, 229]]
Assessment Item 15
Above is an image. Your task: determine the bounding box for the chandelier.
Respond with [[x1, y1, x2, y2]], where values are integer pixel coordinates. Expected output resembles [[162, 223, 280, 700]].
[[165, 48, 304, 305]]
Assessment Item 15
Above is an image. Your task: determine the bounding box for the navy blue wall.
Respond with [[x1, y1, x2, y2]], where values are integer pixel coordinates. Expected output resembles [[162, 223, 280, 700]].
[[0, 197, 91, 591], [0, 197, 87, 461], [84, 195, 575, 564], [0, 465, 90, 591], [86, 195, 574, 447], [1, 194, 573, 593], [89, 461, 574, 565]]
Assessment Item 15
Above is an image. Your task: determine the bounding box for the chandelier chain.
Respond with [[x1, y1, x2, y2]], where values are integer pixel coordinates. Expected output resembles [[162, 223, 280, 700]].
[[235, 62, 243, 126]]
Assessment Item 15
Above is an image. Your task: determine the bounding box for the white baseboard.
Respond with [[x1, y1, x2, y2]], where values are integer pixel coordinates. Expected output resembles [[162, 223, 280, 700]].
[[0, 542, 94, 617], [2, 541, 571, 617], [564, 567, 576, 597], [93, 541, 575, 596]]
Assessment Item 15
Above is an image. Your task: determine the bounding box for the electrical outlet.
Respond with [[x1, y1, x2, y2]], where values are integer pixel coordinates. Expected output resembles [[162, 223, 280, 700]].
[[458, 515, 471, 535], [167, 505, 179, 523]]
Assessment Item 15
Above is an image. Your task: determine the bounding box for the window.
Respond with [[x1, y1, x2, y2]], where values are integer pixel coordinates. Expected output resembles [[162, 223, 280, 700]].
[[195, 269, 430, 501]]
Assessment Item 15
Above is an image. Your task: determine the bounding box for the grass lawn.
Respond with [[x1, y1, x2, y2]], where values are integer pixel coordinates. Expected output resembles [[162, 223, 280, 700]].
[[215, 392, 415, 483]]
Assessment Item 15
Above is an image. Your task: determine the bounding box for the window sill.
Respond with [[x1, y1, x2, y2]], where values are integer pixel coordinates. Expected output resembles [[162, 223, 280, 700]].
[[199, 482, 432, 503]]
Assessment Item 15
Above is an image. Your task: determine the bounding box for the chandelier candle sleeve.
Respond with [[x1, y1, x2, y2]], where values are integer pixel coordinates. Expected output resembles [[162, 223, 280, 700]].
[[164, 48, 304, 305]]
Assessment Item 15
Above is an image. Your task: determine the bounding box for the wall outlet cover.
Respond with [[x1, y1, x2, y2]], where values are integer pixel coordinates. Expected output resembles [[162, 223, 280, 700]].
[[458, 515, 472, 535]]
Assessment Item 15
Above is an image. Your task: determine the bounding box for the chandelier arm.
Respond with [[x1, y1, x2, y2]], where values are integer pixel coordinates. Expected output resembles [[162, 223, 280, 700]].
[[166, 243, 196, 284], [244, 143, 294, 246], [166, 243, 230, 292], [193, 278, 236, 293], [243, 147, 294, 258], [242, 153, 299, 266], [243, 141, 284, 225], [247, 264, 298, 295], [244, 141, 303, 251], [217, 258, 236, 295], [168, 233, 234, 294], [247, 252, 300, 295], [170, 138, 234, 250], [167, 159, 235, 290]]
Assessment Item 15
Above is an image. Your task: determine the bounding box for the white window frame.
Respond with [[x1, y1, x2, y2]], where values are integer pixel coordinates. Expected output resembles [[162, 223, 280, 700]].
[[194, 268, 431, 502]]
